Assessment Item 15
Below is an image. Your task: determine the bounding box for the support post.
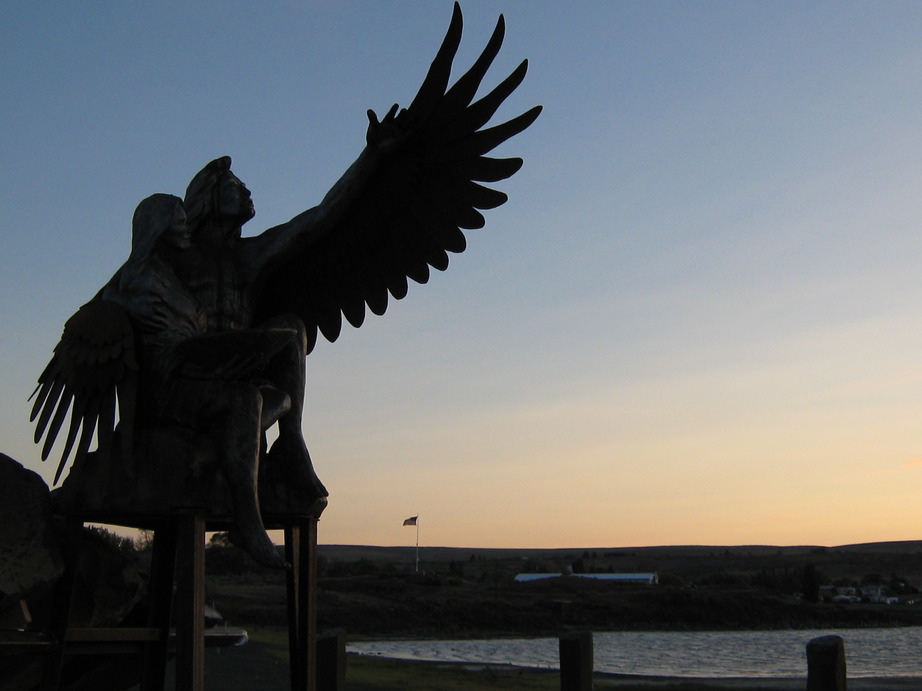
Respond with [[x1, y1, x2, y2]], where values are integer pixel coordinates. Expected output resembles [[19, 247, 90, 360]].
[[807, 634, 846, 691], [317, 629, 346, 691], [175, 511, 206, 691], [285, 517, 318, 691], [559, 630, 593, 691], [286, 523, 303, 690], [40, 519, 84, 691], [140, 522, 178, 691]]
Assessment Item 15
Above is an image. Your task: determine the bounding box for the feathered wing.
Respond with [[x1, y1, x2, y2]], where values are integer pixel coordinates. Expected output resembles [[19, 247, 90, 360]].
[[30, 300, 138, 483], [257, 3, 542, 351]]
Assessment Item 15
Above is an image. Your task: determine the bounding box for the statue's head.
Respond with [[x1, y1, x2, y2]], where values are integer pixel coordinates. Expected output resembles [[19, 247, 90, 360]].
[[185, 156, 255, 241], [131, 193, 189, 259]]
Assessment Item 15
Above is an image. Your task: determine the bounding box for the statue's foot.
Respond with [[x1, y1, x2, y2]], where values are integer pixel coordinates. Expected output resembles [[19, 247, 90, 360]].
[[266, 433, 328, 499], [229, 523, 289, 569]]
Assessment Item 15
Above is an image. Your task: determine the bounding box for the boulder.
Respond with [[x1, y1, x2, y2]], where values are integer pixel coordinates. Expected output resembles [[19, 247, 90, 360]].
[[0, 454, 63, 617], [0, 453, 145, 691]]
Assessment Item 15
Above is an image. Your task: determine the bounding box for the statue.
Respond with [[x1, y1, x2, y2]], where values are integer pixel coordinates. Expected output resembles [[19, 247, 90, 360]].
[[30, 3, 541, 566]]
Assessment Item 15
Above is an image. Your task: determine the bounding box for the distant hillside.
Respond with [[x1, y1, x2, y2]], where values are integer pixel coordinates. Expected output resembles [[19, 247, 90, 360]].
[[203, 540, 922, 636], [188, 539, 922, 637], [319, 540, 922, 562], [834, 540, 922, 553], [318, 541, 922, 586]]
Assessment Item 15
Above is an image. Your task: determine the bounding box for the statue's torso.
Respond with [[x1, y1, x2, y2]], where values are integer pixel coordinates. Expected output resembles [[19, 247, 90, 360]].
[[176, 242, 255, 332]]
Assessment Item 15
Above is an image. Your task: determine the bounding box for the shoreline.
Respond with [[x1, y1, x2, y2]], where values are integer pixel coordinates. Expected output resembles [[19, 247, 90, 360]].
[[593, 672, 922, 690], [346, 627, 922, 680], [417, 660, 922, 689], [184, 630, 922, 690]]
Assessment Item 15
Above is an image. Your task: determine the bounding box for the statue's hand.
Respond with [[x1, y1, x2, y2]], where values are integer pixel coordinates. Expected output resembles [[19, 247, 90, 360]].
[[366, 103, 406, 153], [180, 351, 265, 381]]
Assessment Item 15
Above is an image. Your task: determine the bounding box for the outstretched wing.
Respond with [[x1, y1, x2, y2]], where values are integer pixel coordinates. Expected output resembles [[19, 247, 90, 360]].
[[30, 300, 138, 483], [258, 3, 541, 351]]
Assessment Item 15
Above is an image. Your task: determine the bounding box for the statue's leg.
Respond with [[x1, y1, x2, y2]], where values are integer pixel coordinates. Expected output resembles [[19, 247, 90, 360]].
[[257, 384, 291, 429], [262, 314, 328, 499], [223, 382, 287, 568]]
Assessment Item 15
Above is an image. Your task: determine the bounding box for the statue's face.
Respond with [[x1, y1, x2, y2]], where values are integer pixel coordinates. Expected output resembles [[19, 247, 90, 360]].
[[163, 204, 192, 250], [217, 173, 255, 225]]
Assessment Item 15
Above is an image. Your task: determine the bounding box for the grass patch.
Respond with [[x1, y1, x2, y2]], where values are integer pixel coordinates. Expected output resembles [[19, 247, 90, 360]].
[[345, 655, 559, 690]]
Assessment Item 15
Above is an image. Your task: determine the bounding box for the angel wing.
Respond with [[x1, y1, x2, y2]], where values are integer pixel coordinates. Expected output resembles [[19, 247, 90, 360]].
[[255, 3, 542, 351], [30, 300, 138, 484]]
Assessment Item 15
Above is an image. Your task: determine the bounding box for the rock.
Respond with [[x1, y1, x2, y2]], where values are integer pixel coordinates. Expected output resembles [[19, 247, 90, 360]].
[[0, 453, 146, 691], [0, 454, 64, 613]]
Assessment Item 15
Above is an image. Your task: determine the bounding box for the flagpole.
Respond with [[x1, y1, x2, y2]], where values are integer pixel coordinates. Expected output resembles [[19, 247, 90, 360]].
[[403, 514, 420, 573]]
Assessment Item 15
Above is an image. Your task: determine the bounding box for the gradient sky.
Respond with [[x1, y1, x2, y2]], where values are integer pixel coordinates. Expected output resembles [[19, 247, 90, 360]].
[[3, 2, 922, 549]]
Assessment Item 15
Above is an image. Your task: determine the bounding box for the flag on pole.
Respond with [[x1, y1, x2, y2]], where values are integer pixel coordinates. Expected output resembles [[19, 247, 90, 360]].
[[403, 516, 418, 526]]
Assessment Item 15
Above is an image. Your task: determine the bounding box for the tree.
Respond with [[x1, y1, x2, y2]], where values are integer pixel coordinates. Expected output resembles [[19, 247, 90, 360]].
[[209, 531, 232, 547], [801, 563, 820, 603]]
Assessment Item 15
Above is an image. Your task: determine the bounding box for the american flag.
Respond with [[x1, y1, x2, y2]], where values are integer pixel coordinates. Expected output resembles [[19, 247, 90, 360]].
[[402, 515, 418, 526]]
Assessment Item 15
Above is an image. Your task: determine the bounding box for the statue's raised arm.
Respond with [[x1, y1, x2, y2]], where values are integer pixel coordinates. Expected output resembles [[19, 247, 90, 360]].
[[235, 2, 541, 351]]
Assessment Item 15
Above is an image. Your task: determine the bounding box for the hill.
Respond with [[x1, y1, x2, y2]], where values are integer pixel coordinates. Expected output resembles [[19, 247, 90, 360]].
[[318, 540, 922, 585], [200, 540, 922, 637]]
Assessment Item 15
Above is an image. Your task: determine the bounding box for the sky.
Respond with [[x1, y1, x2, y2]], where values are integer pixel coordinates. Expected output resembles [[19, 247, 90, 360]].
[[3, 2, 922, 550]]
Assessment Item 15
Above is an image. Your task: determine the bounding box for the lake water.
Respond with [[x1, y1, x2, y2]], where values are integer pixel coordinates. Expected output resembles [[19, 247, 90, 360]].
[[349, 627, 922, 678]]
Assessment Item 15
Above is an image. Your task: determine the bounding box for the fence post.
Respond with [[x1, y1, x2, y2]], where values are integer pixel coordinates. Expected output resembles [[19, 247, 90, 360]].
[[317, 628, 346, 691], [559, 630, 593, 691], [806, 634, 846, 691]]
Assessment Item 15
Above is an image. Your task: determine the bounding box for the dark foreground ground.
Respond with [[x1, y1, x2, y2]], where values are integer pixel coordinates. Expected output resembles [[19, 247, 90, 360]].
[[150, 628, 922, 691]]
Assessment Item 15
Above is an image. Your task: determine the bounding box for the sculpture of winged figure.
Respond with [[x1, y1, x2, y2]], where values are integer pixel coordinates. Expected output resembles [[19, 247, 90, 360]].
[[31, 3, 541, 566]]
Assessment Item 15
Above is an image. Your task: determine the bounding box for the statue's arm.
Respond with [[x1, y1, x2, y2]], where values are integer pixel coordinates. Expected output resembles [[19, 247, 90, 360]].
[[247, 107, 403, 274]]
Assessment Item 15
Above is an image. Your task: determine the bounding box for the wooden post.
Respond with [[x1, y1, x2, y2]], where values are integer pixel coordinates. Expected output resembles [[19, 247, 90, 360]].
[[559, 630, 593, 691], [807, 635, 846, 691], [40, 519, 84, 691], [286, 517, 318, 691], [175, 511, 206, 691], [286, 523, 303, 691], [140, 522, 178, 691], [299, 518, 318, 690], [317, 629, 346, 691]]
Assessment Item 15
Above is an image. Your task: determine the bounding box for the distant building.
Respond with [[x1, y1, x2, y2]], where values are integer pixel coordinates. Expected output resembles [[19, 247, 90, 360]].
[[831, 594, 858, 604], [514, 572, 658, 585], [860, 585, 887, 603]]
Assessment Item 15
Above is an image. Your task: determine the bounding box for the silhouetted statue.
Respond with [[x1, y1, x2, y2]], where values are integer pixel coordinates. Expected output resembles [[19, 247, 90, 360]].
[[30, 3, 541, 566]]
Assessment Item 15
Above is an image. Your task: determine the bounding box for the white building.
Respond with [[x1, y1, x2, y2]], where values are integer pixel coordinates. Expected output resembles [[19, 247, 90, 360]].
[[514, 572, 658, 585]]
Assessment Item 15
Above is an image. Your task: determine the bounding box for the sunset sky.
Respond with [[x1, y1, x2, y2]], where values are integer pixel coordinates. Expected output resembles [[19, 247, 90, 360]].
[[3, 2, 922, 549]]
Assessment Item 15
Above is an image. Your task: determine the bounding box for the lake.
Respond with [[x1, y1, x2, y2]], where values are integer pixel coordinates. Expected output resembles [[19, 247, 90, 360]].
[[349, 627, 922, 678]]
